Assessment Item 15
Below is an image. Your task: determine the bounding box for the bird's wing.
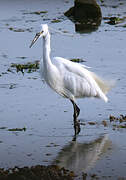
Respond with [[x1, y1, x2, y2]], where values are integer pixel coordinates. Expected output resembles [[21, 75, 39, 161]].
[[52, 57, 108, 102], [52, 56, 91, 80], [53, 56, 91, 69]]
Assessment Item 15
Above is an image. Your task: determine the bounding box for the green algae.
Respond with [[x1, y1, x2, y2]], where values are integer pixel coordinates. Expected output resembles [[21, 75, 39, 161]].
[[8, 127, 26, 132], [70, 58, 85, 63], [51, 19, 61, 23], [23, 11, 48, 15], [10, 61, 39, 74]]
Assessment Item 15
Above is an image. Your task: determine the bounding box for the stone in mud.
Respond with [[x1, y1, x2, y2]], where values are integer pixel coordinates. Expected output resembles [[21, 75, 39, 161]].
[[64, 0, 102, 33]]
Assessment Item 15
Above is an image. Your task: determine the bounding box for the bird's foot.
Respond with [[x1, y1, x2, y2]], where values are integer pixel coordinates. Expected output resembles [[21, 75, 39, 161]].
[[72, 135, 76, 141]]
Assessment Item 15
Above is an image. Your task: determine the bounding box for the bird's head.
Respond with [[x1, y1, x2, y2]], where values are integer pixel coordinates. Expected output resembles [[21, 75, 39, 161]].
[[29, 24, 49, 48]]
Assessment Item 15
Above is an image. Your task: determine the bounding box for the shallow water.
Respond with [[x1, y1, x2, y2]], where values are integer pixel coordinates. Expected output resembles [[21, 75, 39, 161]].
[[0, 0, 126, 179]]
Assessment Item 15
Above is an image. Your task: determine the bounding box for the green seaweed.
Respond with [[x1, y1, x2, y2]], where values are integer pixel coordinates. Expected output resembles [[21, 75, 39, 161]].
[[105, 16, 126, 25], [9, 27, 32, 32], [8, 127, 26, 132], [70, 58, 85, 63], [118, 124, 126, 128], [23, 11, 48, 15], [110, 114, 126, 130], [109, 114, 126, 123], [10, 61, 39, 74], [112, 124, 126, 129], [51, 19, 61, 23]]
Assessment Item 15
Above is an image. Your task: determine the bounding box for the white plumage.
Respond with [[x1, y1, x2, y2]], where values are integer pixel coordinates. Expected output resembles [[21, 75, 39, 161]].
[[30, 24, 111, 139]]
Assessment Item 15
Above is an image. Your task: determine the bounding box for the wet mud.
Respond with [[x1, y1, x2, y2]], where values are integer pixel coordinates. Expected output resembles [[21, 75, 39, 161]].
[[0, 165, 75, 180]]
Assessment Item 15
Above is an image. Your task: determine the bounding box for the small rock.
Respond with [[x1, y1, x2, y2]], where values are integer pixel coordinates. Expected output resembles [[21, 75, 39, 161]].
[[102, 120, 108, 127], [88, 122, 96, 125]]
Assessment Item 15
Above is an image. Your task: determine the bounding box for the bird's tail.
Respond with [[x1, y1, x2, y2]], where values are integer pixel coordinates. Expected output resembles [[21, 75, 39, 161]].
[[90, 72, 115, 102]]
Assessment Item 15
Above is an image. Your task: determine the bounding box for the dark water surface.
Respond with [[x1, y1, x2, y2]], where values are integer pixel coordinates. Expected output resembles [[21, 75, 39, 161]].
[[0, 0, 126, 179]]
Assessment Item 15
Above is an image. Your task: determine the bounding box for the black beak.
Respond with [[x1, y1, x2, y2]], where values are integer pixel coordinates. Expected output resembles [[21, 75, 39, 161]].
[[29, 32, 41, 48]]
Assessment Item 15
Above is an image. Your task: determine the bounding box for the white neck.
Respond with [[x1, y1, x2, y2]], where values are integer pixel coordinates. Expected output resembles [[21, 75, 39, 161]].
[[43, 32, 51, 66]]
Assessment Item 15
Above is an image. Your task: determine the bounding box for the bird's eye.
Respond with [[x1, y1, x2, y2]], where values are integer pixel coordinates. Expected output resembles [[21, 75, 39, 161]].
[[41, 30, 44, 33]]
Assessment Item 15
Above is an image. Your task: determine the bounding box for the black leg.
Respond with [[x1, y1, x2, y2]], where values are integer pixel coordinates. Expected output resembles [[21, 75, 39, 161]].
[[70, 100, 81, 139], [74, 103, 80, 118]]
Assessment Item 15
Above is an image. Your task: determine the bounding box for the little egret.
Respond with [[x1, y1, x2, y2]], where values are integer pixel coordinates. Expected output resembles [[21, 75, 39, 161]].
[[30, 24, 111, 139]]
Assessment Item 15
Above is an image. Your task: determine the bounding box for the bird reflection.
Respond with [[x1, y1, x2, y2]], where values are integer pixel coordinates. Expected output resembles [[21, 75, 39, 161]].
[[53, 134, 111, 173]]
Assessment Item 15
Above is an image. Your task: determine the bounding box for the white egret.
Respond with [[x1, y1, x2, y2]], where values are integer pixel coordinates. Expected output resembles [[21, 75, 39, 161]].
[[30, 24, 111, 139]]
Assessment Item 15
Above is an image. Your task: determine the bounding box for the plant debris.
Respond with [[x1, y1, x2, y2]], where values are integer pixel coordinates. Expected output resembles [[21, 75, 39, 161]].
[[9, 27, 33, 32], [109, 114, 126, 123], [51, 19, 61, 23], [23, 11, 48, 15], [112, 124, 126, 129], [104, 16, 126, 25], [109, 115, 126, 129], [10, 61, 39, 74], [8, 127, 26, 132], [16, 56, 27, 59], [70, 58, 85, 63], [117, 124, 126, 128]]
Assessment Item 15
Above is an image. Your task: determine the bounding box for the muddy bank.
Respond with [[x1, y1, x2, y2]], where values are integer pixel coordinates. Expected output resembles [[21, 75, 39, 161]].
[[0, 164, 125, 180], [0, 165, 75, 180]]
